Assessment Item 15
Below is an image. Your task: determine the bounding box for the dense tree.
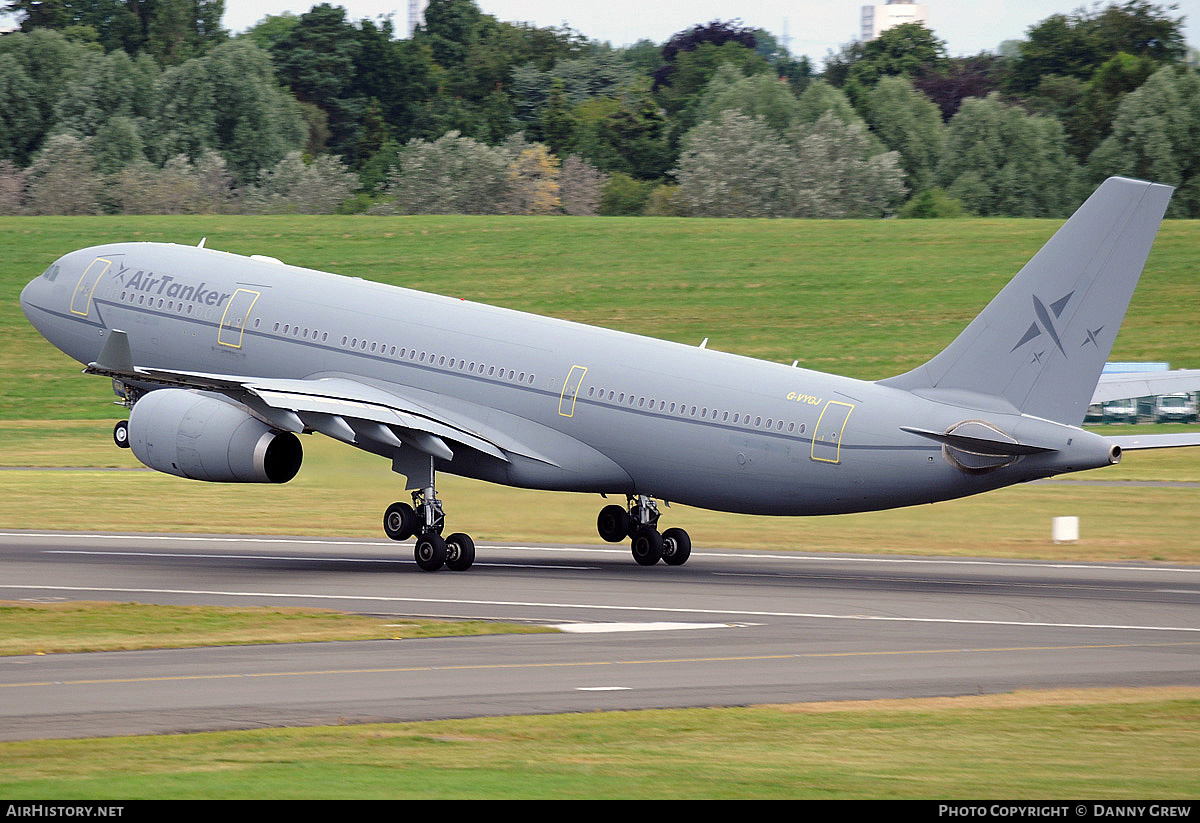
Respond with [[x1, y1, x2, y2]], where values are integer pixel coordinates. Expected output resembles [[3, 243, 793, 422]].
[[558, 155, 606, 215], [694, 64, 804, 133], [571, 86, 673, 180], [864, 76, 946, 193], [1006, 1, 1185, 93], [243, 151, 358, 214], [380, 130, 510, 214], [673, 109, 904, 218], [786, 112, 907, 218], [0, 0, 1195, 219], [598, 171, 653, 215], [673, 110, 796, 218], [152, 40, 306, 183], [939, 93, 1081, 217], [1087, 66, 1200, 217], [268, 3, 363, 162], [751, 28, 812, 92], [0, 29, 100, 163], [106, 151, 231, 213], [24, 132, 103, 214], [0, 159, 27, 214], [2, 0, 228, 63], [912, 54, 1009, 121], [841, 23, 948, 111], [1033, 50, 1159, 160], [502, 143, 560, 215]]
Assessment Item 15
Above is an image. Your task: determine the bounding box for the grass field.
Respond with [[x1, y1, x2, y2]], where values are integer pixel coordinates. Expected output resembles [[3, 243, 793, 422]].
[[1, 688, 1197, 798], [0, 600, 552, 656]]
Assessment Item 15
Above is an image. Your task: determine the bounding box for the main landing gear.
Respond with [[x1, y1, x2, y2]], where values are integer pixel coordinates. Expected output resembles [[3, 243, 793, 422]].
[[383, 485, 475, 572], [597, 495, 691, 567]]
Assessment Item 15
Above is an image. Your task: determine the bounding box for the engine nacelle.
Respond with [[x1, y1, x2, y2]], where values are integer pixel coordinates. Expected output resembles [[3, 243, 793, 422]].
[[128, 389, 302, 483]]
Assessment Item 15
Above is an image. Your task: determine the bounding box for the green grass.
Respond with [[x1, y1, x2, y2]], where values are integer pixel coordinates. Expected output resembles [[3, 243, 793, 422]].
[[4, 215, 1199, 419], [0, 600, 553, 656], [0, 689, 1196, 798]]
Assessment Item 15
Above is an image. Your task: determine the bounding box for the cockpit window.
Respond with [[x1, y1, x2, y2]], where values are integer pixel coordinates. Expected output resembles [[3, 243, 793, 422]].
[[42, 264, 60, 282]]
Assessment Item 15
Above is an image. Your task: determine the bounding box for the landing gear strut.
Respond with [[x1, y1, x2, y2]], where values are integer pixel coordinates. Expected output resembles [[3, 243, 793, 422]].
[[383, 465, 475, 572], [597, 495, 691, 567]]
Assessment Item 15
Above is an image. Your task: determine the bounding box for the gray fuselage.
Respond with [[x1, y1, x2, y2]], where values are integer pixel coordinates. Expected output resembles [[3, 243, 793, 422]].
[[20, 241, 1117, 516]]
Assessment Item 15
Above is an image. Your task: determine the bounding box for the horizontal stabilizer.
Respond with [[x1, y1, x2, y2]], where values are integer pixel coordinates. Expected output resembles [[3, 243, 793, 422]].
[[1092, 369, 1200, 404], [1106, 433, 1200, 450], [901, 425, 1057, 456]]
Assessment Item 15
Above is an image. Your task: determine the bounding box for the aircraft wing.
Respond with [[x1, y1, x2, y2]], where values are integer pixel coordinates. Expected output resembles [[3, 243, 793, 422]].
[[1091, 369, 1200, 403], [84, 330, 560, 466]]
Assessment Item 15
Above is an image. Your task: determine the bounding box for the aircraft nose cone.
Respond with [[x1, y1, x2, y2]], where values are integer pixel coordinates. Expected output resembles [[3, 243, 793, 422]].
[[19, 276, 41, 321]]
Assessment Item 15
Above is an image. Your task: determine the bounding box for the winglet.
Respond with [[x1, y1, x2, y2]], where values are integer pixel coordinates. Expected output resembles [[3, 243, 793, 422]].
[[87, 329, 135, 375]]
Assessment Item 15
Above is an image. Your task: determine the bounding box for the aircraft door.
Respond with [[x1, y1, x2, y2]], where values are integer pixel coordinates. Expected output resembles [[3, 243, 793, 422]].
[[810, 401, 854, 464], [218, 288, 260, 348], [69, 258, 112, 316], [558, 365, 587, 417]]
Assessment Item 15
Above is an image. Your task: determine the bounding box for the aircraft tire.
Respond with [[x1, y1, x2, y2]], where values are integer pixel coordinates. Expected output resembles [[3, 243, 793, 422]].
[[661, 527, 691, 566], [597, 505, 631, 543], [445, 532, 476, 572], [631, 526, 663, 566], [113, 420, 130, 449], [384, 502, 417, 541], [414, 532, 447, 571]]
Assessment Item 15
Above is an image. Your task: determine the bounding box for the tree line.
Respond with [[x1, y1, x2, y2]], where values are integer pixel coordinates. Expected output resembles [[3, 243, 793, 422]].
[[1, 0, 1196, 218]]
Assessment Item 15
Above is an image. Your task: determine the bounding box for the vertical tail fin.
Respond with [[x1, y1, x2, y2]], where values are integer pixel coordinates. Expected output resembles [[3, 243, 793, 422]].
[[879, 177, 1174, 424]]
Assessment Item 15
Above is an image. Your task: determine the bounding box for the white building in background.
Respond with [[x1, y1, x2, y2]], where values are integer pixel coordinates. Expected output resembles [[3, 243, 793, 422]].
[[861, 1, 929, 41], [407, 0, 426, 38]]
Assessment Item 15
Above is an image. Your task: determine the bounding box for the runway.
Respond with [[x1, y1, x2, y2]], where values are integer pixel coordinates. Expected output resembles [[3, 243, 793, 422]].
[[1, 530, 1198, 741]]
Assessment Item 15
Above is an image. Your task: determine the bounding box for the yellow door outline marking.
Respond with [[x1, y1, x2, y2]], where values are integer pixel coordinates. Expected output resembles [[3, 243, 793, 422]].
[[811, 401, 854, 464], [218, 289, 260, 348], [69, 258, 112, 316], [558, 365, 588, 417]]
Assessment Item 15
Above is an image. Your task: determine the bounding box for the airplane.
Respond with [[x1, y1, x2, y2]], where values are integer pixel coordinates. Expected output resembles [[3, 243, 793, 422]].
[[19, 176, 1200, 572]]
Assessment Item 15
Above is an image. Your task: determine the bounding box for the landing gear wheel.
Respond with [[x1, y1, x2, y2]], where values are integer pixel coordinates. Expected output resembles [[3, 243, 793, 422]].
[[445, 532, 476, 572], [597, 504, 631, 543], [383, 502, 417, 541], [631, 526, 663, 566], [661, 527, 692, 566], [414, 532, 447, 571], [113, 420, 130, 449]]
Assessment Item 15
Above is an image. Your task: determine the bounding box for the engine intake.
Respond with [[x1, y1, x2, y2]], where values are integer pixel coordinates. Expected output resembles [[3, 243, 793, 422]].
[[128, 389, 302, 483]]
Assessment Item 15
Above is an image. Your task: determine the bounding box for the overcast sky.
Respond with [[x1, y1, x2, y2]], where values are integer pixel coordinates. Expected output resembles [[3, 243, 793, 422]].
[[216, 1, 1199, 66]]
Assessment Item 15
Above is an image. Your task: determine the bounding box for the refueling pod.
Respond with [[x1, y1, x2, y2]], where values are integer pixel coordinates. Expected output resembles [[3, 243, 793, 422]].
[[127, 389, 302, 483]]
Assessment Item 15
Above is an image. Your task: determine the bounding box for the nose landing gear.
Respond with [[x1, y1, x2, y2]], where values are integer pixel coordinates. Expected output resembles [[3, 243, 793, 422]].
[[598, 495, 691, 567]]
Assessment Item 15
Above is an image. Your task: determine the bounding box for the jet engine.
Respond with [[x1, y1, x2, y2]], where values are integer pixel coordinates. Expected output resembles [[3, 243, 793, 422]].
[[127, 389, 302, 483]]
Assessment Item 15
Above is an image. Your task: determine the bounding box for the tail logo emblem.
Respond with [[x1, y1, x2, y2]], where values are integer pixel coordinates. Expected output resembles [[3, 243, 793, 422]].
[[1011, 291, 1074, 357]]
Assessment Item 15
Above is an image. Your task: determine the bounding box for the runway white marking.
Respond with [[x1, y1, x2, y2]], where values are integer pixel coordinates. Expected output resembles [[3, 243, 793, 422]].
[[3, 531, 1198, 573], [551, 622, 736, 633], [2, 583, 1197, 634], [41, 550, 596, 571], [576, 687, 631, 691]]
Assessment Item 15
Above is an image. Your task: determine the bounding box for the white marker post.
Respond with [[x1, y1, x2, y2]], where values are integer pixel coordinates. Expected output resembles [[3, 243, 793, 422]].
[[1052, 516, 1080, 543]]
